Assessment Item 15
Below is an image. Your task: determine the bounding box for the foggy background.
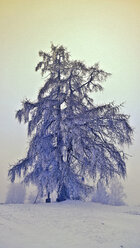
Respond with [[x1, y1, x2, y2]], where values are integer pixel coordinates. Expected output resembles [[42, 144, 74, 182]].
[[0, 0, 140, 204]]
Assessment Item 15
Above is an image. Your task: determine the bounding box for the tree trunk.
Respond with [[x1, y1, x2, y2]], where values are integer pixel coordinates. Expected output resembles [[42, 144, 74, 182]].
[[56, 184, 70, 202]]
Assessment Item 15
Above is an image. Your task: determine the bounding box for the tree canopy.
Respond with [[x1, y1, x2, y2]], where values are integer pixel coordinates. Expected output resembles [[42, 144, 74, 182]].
[[8, 44, 133, 201]]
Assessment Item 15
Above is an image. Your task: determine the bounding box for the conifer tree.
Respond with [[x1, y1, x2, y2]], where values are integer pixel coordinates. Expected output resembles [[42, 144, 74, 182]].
[[8, 44, 133, 201]]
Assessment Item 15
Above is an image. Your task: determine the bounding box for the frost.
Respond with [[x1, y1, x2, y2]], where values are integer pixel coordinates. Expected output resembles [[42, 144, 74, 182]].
[[8, 44, 133, 202]]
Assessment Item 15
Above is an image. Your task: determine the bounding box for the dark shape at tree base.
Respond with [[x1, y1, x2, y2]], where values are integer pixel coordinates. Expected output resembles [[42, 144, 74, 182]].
[[56, 198, 66, 202], [46, 192, 51, 203], [56, 184, 70, 202]]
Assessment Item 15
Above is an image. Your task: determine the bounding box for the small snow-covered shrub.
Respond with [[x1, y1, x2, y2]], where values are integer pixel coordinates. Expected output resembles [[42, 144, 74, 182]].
[[92, 178, 126, 206], [5, 183, 26, 204], [92, 181, 109, 204], [108, 178, 126, 206]]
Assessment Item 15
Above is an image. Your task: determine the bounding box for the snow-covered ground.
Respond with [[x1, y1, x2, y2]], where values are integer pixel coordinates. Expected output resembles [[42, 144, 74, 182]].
[[0, 201, 140, 248]]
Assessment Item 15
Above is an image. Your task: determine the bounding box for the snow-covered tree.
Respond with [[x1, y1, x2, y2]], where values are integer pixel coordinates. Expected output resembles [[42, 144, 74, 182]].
[[8, 44, 133, 202]]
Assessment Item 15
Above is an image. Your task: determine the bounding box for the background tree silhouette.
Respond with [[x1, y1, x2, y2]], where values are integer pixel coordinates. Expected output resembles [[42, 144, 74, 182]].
[[8, 44, 133, 202]]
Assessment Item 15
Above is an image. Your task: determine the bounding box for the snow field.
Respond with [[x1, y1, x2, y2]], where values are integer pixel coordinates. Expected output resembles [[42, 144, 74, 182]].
[[0, 201, 140, 248]]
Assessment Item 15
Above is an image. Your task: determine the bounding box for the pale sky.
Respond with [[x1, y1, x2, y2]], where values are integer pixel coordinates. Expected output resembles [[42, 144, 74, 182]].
[[0, 0, 140, 204]]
